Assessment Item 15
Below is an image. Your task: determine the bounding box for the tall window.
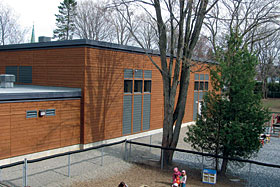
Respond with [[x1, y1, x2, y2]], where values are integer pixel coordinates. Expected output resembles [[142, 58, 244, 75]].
[[123, 69, 152, 135], [193, 73, 209, 120], [194, 73, 209, 91]]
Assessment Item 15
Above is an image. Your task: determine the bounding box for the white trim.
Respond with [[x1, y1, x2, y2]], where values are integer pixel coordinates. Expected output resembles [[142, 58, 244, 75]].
[[0, 144, 81, 166], [0, 121, 195, 166]]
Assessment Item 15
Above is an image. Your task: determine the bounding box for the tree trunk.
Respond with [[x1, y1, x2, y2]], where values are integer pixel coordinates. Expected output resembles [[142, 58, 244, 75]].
[[220, 154, 228, 175]]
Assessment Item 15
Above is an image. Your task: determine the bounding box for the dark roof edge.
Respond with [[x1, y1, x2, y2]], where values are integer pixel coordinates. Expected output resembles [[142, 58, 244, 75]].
[[0, 39, 215, 64], [0, 91, 81, 101]]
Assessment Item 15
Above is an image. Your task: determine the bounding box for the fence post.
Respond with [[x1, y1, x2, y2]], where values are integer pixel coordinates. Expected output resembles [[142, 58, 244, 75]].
[[101, 147, 104, 166], [129, 142, 132, 160], [23, 158, 27, 187], [68, 154, 71, 178], [149, 135, 152, 152], [201, 154, 204, 175], [124, 140, 128, 161], [161, 149, 164, 170], [248, 163, 252, 187]]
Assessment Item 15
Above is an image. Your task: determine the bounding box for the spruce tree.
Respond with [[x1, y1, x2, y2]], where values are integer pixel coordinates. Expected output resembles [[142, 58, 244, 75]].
[[53, 0, 77, 40], [185, 32, 270, 174]]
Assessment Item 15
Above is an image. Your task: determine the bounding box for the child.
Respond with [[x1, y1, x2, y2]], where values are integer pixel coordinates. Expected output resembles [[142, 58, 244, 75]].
[[172, 167, 181, 185], [118, 181, 128, 187], [180, 170, 187, 187]]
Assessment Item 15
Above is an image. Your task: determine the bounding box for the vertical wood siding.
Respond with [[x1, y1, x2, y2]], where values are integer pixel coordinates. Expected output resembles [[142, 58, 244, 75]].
[[0, 99, 81, 160]]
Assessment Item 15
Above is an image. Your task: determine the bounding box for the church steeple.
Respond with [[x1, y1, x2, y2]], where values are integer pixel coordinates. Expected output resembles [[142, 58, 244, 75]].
[[31, 25, 35, 43]]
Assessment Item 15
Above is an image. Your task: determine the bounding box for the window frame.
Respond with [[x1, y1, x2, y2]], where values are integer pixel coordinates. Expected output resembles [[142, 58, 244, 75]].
[[124, 80, 133, 93]]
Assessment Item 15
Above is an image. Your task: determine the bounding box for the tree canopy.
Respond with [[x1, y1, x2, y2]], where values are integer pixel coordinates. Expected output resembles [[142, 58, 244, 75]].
[[53, 0, 77, 40], [185, 32, 270, 174]]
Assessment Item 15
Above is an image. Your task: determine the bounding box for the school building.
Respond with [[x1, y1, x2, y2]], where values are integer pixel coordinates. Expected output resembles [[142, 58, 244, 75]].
[[0, 39, 212, 164]]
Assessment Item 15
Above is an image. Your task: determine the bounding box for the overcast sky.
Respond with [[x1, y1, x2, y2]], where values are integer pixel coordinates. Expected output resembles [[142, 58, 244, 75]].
[[1, 0, 78, 42]]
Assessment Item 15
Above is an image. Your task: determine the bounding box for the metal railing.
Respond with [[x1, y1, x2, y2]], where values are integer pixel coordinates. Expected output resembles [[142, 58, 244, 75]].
[[1, 136, 280, 187], [0, 140, 125, 187], [124, 139, 280, 187]]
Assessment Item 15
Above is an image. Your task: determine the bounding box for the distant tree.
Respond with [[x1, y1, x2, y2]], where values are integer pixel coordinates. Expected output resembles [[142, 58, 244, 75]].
[[53, 0, 77, 40], [110, 8, 135, 45], [205, 0, 280, 53], [75, 0, 113, 41], [0, 2, 27, 45], [185, 32, 270, 175], [134, 14, 158, 50], [255, 30, 280, 98]]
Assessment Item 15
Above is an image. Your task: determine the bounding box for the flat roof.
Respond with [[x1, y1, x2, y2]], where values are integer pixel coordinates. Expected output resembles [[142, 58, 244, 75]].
[[0, 85, 81, 102], [0, 39, 215, 64]]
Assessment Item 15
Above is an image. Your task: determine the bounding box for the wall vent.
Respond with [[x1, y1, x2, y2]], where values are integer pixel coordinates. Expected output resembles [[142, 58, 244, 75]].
[[26, 110, 37, 118], [46, 109, 56, 116]]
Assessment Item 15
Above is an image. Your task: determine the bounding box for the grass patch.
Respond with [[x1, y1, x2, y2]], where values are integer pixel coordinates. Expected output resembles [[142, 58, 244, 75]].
[[262, 99, 280, 112]]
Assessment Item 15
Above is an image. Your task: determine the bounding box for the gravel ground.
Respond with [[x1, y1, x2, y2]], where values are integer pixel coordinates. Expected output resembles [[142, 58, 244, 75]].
[[0, 126, 279, 187]]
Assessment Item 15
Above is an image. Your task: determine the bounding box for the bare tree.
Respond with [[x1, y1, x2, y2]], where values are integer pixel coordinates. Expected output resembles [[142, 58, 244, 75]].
[[110, 9, 135, 45], [192, 34, 213, 59], [0, 3, 27, 45], [134, 13, 158, 49], [255, 29, 280, 98], [113, 0, 219, 166], [75, 0, 113, 41], [205, 0, 280, 51]]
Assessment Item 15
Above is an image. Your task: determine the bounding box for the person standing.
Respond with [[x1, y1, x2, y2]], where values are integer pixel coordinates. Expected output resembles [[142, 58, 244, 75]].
[[180, 170, 187, 187]]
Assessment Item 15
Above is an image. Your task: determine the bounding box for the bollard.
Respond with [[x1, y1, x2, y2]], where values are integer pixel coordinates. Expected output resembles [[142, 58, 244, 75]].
[[68, 154, 71, 177], [161, 149, 164, 170], [101, 147, 104, 166], [248, 163, 252, 187], [23, 158, 27, 187], [0, 168, 1, 182]]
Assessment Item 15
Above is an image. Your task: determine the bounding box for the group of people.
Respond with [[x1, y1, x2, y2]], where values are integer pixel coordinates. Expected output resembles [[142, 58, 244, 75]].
[[172, 167, 187, 187], [117, 167, 187, 187]]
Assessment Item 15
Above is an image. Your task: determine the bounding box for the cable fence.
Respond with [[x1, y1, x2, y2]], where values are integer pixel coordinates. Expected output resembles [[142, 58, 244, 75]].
[[0, 140, 126, 187], [125, 137, 280, 187], [0, 133, 280, 187]]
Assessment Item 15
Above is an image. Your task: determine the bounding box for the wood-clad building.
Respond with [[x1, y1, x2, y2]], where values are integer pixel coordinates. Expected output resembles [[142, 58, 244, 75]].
[[0, 39, 212, 161]]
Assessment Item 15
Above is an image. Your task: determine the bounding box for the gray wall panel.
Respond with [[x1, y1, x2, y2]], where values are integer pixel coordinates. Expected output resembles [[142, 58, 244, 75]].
[[193, 92, 198, 120], [19, 66, 32, 83], [123, 95, 132, 135], [143, 94, 151, 131], [6, 66, 18, 82], [144, 70, 152, 79], [124, 69, 133, 78], [133, 95, 142, 133], [134, 70, 143, 78]]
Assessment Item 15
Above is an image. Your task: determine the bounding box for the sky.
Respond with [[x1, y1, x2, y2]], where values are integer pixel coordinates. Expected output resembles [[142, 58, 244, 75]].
[[1, 0, 68, 42]]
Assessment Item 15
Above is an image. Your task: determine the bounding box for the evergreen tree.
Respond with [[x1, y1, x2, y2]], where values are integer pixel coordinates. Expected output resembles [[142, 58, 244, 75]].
[[185, 32, 270, 175], [53, 0, 77, 40]]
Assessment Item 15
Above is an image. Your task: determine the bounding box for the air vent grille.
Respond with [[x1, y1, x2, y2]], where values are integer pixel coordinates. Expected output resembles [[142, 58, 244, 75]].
[[26, 110, 37, 118], [46, 109, 56, 116]]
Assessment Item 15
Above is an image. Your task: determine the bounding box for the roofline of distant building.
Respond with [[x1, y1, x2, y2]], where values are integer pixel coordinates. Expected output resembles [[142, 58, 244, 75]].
[[0, 39, 216, 64]]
